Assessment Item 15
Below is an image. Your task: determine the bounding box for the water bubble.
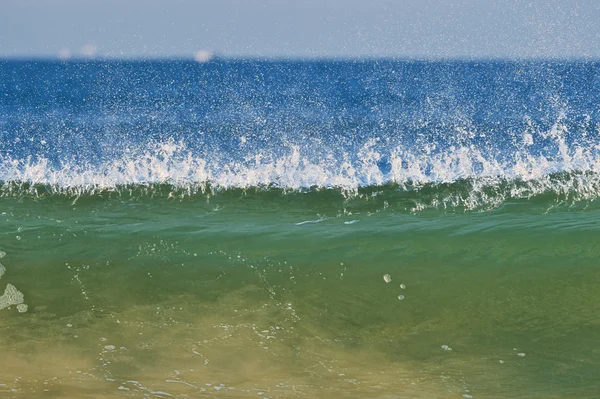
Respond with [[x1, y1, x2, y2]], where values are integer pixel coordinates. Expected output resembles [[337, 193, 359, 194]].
[[383, 274, 391, 283], [399, 283, 406, 289], [16, 304, 28, 313], [499, 360, 505, 364], [441, 345, 452, 351], [0, 263, 5, 279], [518, 352, 526, 357], [0, 250, 5, 259], [16, 236, 21, 241], [104, 345, 116, 351], [462, 394, 473, 399], [398, 295, 405, 300]]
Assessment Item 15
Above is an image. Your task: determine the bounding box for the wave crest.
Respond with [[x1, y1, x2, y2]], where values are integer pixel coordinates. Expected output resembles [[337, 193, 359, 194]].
[[2, 117, 600, 211]]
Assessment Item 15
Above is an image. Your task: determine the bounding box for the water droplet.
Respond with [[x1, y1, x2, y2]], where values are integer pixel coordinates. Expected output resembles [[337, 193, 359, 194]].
[[383, 274, 391, 283]]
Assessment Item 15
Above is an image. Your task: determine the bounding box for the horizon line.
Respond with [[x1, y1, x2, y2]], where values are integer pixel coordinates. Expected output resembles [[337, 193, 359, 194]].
[[1, 54, 599, 63]]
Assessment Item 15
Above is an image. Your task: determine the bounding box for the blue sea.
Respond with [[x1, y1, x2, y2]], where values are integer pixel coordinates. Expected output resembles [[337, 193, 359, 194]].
[[1, 59, 600, 398]]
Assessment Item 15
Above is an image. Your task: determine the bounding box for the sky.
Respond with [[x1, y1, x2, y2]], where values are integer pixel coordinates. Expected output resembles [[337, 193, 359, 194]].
[[1, 0, 599, 59]]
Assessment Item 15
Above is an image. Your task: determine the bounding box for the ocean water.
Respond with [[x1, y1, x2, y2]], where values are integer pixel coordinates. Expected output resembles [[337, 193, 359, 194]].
[[1, 59, 600, 398]]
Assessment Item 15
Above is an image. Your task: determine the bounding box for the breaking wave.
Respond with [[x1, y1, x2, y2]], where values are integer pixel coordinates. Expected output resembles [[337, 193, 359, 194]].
[[2, 119, 600, 211]]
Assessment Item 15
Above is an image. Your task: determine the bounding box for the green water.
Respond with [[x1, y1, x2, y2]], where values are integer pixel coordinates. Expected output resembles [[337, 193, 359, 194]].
[[1, 192, 600, 398]]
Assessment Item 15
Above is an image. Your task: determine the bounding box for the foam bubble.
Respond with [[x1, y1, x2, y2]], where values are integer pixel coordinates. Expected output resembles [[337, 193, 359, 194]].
[[383, 274, 391, 283], [0, 283, 25, 310]]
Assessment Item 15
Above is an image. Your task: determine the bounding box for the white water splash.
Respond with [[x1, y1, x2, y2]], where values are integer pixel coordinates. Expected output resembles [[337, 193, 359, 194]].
[[1, 123, 600, 210]]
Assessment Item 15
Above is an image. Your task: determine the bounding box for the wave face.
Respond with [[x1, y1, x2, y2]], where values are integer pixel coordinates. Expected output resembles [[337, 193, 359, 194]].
[[1, 60, 600, 209], [3, 60, 600, 398]]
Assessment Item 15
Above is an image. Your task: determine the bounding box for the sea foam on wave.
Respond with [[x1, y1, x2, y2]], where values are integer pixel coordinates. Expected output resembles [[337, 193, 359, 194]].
[[1, 121, 600, 210]]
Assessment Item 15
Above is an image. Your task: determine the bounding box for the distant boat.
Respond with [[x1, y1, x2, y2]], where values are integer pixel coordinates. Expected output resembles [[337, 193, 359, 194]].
[[194, 50, 213, 63], [57, 48, 72, 60]]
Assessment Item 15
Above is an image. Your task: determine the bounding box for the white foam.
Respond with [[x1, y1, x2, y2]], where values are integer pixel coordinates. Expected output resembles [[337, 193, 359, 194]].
[[1, 122, 599, 210], [295, 218, 328, 226], [149, 391, 174, 397], [0, 284, 25, 310]]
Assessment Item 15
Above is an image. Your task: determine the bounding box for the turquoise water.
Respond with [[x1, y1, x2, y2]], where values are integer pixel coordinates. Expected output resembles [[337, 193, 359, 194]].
[[1, 188, 600, 398]]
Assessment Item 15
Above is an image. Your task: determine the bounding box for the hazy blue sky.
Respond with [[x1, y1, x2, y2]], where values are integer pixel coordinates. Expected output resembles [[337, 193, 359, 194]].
[[1, 0, 599, 59]]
